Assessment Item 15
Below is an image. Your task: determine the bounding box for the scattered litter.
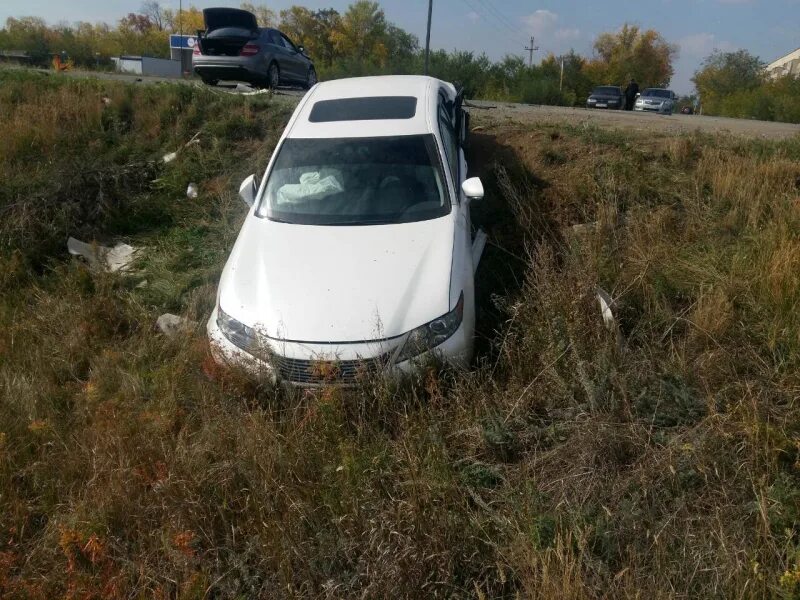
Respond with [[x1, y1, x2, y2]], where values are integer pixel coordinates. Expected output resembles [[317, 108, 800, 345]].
[[161, 132, 202, 164], [186, 183, 199, 199], [233, 83, 269, 96], [67, 237, 139, 272], [571, 221, 599, 235], [156, 313, 195, 337], [596, 286, 616, 330], [464, 101, 495, 110], [472, 125, 485, 132], [101, 96, 111, 106], [135, 280, 149, 289], [596, 286, 626, 351]]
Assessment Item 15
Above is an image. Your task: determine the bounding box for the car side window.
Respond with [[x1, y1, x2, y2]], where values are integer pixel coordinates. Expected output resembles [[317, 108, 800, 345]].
[[281, 35, 297, 52], [438, 100, 458, 189], [266, 30, 281, 46]]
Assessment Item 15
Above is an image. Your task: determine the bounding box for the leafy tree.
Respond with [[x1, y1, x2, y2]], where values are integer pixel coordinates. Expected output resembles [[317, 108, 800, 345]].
[[330, 1, 387, 65], [589, 23, 677, 87], [162, 7, 204, 34], [240, 3, 276, 27], [541, 50, 592, 103], [1, 17, 51, 62], [692, 50, 765, 112], [278, 6, 335, 60], [119, 14, 154, 35], [141, 1, 166, 31]]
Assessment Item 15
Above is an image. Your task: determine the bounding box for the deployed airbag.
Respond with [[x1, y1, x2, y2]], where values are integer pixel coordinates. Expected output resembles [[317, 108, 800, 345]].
[[277, 171, 343, 205]]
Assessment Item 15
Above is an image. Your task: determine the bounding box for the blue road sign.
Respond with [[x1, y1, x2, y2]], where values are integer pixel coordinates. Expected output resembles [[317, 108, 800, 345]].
[[169, 35, 198, 50]]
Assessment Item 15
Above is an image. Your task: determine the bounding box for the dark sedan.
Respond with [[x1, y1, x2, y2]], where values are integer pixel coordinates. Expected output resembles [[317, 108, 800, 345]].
[[586, 86, 624, 110], [192, 8, 316, 89]]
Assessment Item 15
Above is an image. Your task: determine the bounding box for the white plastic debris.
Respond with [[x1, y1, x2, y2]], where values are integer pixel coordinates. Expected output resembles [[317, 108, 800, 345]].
[[596, 286, 616, 330], [67, 237, 139, 272], [101, 96, 111, 106], [596, 286, 626, 350], [162, 151, 178, 164], [156, 313, 195, 337], [186, 183, 199, 199], [232, 83, 268, 96]]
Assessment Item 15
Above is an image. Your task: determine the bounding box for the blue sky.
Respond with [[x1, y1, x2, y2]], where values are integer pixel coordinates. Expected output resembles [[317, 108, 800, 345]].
[[2, 0, 799, 93]]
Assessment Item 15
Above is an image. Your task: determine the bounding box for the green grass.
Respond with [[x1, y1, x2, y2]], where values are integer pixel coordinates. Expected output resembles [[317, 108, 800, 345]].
[[1, 70, 799, 599]]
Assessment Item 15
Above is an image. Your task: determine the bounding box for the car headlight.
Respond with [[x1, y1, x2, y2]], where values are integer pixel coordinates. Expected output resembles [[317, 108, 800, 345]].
[[587, 98, 597, 103], [396, 292, 464, 363], [217, 307, 257, 352]]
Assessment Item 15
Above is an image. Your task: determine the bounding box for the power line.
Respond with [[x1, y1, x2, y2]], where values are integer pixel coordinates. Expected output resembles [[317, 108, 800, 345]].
[[474, 0, 530, 41], [460, 0, 527, 48]]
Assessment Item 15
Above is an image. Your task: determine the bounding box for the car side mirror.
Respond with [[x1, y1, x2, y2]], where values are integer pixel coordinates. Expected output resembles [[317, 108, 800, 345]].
[[461, 177, 484, 201], [239, 174, 257, 207]]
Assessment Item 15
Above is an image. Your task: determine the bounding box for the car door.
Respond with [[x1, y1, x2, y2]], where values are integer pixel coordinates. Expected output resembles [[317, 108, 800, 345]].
[[437, 92, 478, 342], [438, 93, 476, 295], [278, 33, 305, 82]]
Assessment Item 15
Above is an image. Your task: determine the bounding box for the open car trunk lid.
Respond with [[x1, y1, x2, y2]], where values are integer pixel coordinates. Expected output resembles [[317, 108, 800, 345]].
[[198, 8, 258, 56], [203, 8, 258, 32]]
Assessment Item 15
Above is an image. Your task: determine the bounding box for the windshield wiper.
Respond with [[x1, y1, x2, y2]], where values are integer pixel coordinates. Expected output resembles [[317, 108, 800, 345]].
[[329, 219, 395, 226]]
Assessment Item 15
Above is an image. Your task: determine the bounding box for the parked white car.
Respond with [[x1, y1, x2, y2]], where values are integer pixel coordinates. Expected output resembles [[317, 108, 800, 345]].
[[207, 75, 487, 385], [634, 88, 677, 114]]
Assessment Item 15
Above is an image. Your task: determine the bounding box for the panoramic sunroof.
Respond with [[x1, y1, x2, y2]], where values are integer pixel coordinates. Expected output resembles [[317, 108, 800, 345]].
[[309, 96, 418, 123]]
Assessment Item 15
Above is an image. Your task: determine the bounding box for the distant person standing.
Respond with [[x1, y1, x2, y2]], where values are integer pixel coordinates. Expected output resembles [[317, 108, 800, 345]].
[[624, 78, 639, 111]]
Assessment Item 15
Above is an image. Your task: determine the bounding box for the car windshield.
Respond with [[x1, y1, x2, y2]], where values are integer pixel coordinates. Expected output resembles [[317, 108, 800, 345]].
[[256, 135, 449, 226], [642, 89, 672, 98], [593, 87, 620, 95]]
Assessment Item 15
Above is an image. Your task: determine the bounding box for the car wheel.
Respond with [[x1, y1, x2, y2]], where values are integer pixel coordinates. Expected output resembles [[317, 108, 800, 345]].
[[201, 78, 218, 86], [304, 67, 317, 90], [267, 63, 280, 90]]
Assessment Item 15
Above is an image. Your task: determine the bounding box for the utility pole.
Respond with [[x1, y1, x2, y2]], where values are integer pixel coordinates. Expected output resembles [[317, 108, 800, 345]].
[[424, 0, 433, 75], [179, 0, 184, 76], [525, 36, 538, 67]]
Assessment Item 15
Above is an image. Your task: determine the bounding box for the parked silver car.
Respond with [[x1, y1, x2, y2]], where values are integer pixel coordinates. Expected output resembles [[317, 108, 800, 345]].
[[192, 8, 316, 89], [634, 88, 676, 114]]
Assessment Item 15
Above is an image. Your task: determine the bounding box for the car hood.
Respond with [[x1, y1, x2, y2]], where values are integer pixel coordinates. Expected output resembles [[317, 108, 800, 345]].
[[218, 215, 456, 343], [590, 94, 621, 101], [640, 96, 667, 102], [203, 8, 258, 32]]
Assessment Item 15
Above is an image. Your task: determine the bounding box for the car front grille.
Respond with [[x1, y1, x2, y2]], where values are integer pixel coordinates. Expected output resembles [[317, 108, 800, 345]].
[[269, 353, 391, 385]]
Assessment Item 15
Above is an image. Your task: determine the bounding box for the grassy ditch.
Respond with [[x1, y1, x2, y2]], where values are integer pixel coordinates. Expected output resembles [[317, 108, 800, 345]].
[[1, 70, 799, 599]]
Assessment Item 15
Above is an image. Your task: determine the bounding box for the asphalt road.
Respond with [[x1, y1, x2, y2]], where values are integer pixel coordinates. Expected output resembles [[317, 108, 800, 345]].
[[40, 69, 800, 140]]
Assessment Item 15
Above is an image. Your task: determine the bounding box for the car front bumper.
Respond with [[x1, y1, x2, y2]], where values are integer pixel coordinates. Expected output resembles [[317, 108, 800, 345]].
[[206, 307, 472, 386], [586, 102, 622, 110], [635, 103, 670, 113]]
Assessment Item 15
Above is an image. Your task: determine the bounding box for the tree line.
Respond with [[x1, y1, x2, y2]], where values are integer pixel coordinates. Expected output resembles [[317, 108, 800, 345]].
[[0, 1, 676, 106], [693, 50, 800, 124], [1, 1, 797, 122]]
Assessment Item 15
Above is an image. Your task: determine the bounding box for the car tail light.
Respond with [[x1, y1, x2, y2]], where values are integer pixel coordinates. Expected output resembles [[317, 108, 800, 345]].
[[240, 43, 260, 57]]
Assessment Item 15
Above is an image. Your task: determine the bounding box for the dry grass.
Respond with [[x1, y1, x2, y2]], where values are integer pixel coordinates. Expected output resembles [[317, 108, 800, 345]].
[[1, 70, 799, 598]]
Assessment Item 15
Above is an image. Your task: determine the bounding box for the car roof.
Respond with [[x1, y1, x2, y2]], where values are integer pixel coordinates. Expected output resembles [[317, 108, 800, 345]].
[[287, 76, 455, 139]]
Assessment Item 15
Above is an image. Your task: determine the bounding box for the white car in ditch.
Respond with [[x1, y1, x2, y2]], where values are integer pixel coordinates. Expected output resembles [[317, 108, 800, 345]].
[[208, 75, 486, 385]]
